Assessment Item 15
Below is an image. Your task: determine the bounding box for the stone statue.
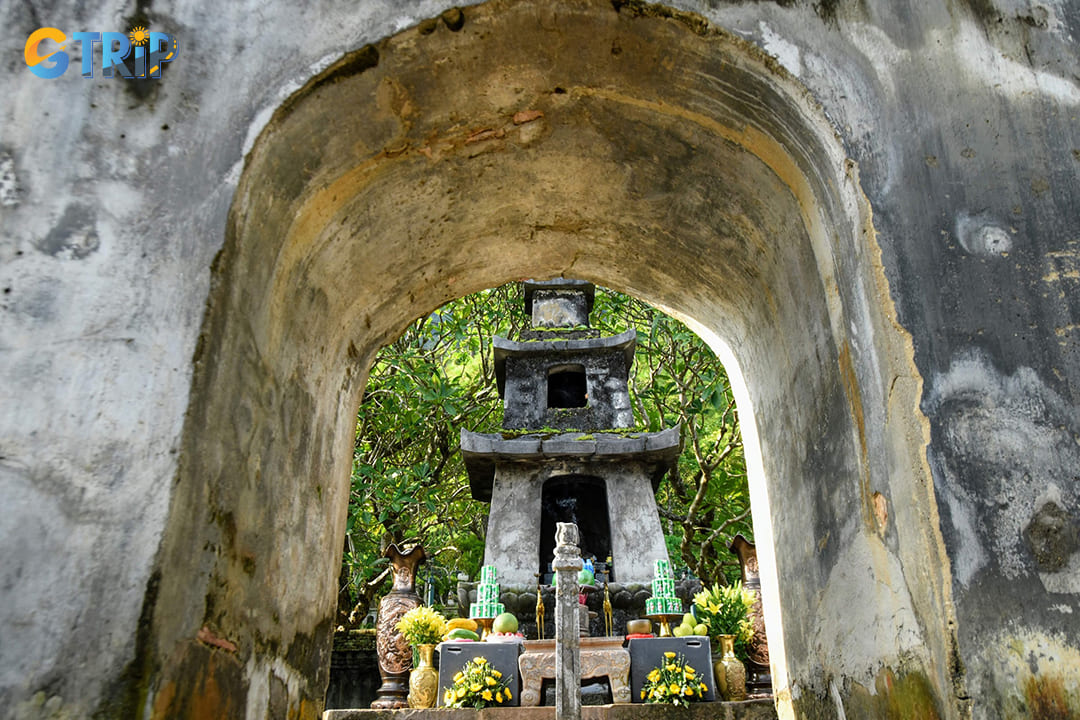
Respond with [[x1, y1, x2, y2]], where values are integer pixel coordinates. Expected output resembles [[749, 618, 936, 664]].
[[535, 572, 546, 640]]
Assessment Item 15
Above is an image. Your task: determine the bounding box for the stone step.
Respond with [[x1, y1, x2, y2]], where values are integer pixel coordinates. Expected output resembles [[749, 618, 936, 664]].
[[324, 699, 778, 720]]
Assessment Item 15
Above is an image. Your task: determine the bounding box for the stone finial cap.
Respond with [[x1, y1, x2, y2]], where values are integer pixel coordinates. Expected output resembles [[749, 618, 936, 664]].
[[523, 278, 595, 327], [553, 522, 583, 571], [523, 279, 594, 313], [555, 522, 580, 548]]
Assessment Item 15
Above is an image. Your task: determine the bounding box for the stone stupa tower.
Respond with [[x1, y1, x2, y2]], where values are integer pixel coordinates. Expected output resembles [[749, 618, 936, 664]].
[[461, 279, 680, 591]]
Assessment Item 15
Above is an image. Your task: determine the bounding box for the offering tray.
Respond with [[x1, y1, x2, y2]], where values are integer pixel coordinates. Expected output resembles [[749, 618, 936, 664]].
[[644, 612, 685, 638], [469, 615, 495, 640]]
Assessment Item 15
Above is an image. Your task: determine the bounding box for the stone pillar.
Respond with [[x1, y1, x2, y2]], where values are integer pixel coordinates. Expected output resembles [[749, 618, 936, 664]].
[[553, 522, 582, 720]]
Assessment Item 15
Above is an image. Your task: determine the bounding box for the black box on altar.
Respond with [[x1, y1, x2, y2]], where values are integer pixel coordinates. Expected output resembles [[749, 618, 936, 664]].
[[627, 636, 716, 702], [436, 641, 522, 707]]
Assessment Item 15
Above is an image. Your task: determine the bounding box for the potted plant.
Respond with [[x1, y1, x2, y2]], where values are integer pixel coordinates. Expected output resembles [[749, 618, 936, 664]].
[[640, 651, 710, 706], [692, 581, 756, 700], [395, 605, 447, 708], [442, 656, 515, 708]]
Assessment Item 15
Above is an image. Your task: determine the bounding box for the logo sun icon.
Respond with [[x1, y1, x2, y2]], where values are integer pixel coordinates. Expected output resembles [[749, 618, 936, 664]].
[[129, 26, 150, 46]]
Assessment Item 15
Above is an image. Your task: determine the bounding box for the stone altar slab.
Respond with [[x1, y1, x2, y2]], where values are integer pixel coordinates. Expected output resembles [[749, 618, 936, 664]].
[[518, 637, 631, 707]]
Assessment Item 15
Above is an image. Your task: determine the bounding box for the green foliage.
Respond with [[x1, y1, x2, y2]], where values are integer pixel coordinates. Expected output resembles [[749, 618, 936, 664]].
[[341, 282, 751, 624], [590, 290, 753, 584], [340, 285, 528, 622]]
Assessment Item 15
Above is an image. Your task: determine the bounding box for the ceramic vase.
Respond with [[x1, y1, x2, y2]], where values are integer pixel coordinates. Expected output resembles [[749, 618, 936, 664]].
[[407, 644, 438, 708], [371, 543, 425, 709], [713, 634, 747, 701]]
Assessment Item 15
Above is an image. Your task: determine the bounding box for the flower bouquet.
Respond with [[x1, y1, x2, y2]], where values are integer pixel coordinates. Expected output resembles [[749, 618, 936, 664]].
[[692, 581, 755, 660], [395, 605, 447, 647], [442, 656, 514, 708], [640, 651, 709, 706], [396, 606, 447, 708]]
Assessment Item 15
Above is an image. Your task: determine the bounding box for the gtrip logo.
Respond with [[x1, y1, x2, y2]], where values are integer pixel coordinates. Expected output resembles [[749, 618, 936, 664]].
[[25, 26, 179, 79]]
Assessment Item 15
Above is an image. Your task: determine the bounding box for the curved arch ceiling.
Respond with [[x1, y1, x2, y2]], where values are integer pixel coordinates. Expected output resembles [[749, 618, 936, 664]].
[[146, 3, 957, 718]]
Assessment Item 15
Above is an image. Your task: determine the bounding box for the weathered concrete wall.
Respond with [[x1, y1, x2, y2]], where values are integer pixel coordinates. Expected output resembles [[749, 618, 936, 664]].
[[0, 1, 1076, 719]]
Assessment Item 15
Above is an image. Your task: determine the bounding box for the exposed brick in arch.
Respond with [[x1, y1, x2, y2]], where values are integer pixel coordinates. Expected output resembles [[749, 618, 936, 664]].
[[142, 2, 960, 718]]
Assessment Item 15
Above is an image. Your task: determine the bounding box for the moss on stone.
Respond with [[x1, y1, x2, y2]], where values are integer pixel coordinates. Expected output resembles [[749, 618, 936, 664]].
[[1023, 674, 1079, 720], [829, 668, 943, 720]]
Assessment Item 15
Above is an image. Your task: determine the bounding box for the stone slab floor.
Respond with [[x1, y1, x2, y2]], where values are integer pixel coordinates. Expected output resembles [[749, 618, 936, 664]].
[[324, 700, 778, 719]]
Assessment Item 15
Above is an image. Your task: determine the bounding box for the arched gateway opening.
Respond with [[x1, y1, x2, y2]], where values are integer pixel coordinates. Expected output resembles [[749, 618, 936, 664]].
[[141, 2, 959, 718]]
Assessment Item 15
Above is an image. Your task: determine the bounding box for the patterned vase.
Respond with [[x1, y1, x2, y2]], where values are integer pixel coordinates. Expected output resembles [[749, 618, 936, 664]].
[[714, 634, 747, 701], [370, 543, 426, 709], [407, 644, 438, 708]]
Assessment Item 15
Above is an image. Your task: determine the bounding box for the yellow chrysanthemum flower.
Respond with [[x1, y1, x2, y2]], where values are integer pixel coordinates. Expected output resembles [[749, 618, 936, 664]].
[[496, 691, 503, 703], [475, 657, 487, 664], [486, 676, 497, 686], [640, 690, 647, 699], [470, 683, 482, 692], [684, 687, 695, 696], [664, 651, 676, 658], [493, 670, 502, 678], [456, 688, 466, 699], [482, 690, 493, 702], [669, 683, 681, 694], [454, 672, 463, 682], [505, 688, 512, 699], [699, 682, 708, 692], [647, 669, 660, 682], [666, 664, 677, 671]]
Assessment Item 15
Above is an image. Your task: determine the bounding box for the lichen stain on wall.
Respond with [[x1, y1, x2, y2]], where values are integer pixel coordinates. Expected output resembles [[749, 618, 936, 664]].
[[848, 667, 943, 720], [792, 666, 943, 720], [1024, 674, 1078, 720], [924, 349, 1080, 587], [150, 642, 245, 720], [985, 630, 1080, 720]]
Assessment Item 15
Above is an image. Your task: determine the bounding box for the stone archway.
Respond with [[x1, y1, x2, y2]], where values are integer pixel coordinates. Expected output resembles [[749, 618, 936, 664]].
[[142, 2, 959, 718]]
